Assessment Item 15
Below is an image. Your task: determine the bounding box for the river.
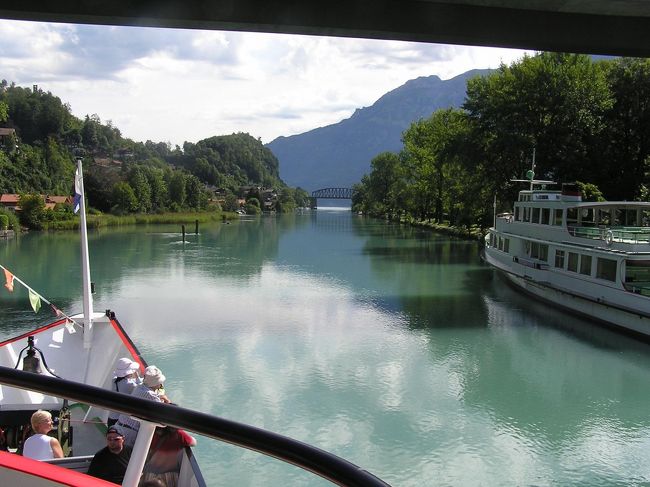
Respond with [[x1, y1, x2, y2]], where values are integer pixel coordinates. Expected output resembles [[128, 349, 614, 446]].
[[2, 209, 650, 486]]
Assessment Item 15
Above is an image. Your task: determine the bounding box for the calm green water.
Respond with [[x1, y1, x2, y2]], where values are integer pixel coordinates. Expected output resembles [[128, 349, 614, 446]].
[[3, 209, 650, 486]]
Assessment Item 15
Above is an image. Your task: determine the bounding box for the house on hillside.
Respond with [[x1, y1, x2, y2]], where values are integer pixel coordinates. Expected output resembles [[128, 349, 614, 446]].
[[0, 194, 72, 212], [0, 128, 17, 152], [0, 194, 20, 211], [45, 195, 73, 210]]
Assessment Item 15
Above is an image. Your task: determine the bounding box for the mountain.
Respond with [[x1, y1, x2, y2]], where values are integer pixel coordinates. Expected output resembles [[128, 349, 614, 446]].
[[266, 69, 491, 192]]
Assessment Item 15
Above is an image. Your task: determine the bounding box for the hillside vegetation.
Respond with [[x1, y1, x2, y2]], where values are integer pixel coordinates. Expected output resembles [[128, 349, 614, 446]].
[[0, 80, 308, 229], [353, 54, 650, 229]]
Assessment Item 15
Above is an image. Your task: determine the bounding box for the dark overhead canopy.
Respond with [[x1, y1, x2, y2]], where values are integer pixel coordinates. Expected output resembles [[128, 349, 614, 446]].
[[1, 0, 650, 57]]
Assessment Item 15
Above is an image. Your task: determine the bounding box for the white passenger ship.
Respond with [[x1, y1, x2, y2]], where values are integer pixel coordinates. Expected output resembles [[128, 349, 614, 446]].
[[483, 180, 650, 338]]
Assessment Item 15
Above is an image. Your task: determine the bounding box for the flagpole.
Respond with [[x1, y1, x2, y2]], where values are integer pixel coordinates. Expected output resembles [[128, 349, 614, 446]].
[[76, 158, 94, 349]]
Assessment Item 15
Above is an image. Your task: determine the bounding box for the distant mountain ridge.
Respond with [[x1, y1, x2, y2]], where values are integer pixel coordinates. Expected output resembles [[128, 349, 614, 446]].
[[266, 68, 491, 192]]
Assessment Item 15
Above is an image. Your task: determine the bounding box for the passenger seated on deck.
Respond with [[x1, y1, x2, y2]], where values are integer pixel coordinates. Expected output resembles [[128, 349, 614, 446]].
[[108, 357, 141, 427], [23, 410, 64, 460], [88, 425, 133, 484], [117, 365, 171, 447]]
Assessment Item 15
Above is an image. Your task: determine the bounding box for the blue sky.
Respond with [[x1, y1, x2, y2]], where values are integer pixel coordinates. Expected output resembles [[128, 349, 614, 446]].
[[0, 20, 531, 147]]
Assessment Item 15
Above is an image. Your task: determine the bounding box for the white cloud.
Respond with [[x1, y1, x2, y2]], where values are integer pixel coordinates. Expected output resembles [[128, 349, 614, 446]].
[[0, 20, 531, 146]]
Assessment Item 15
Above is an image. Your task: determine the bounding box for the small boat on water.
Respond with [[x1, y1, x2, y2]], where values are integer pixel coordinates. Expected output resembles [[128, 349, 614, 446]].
[[0, 159, 389, 486], [483, 165, 650, 339]]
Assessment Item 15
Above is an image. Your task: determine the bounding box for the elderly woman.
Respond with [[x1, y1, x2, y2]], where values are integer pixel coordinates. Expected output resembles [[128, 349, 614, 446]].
[[116, 365, 170, 447], [23, 410, 64, 460], [108, 357, 141, 426]]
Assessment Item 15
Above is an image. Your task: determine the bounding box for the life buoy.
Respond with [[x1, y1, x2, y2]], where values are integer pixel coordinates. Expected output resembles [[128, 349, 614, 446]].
[[605, 230, 613, 246]]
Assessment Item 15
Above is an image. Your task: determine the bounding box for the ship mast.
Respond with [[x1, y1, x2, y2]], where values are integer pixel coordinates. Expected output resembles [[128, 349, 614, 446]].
[[529, 148, 536, 191], [75, 158, 94, 349]]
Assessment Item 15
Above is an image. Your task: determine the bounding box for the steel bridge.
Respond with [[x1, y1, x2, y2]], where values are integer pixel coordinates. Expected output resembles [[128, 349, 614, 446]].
[[311, 188, 355, 199]]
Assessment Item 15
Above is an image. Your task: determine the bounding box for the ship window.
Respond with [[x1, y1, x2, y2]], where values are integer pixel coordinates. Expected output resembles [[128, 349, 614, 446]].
[[568, 252, 579, 272], [566, 207, 578, 226], [542, 208, 550, 225], [540, 244, 548, 261], [529, 242, 548, 261], [532, 207, 540, 223], [642, 210, 650, 227], [524, 207, 531, 222], [599, 209, 611, 226], [623, 209, 638, 226], [555, 250, 565, 268], [580, 255, 592, 276], [553, 209, 563, 226], [504, 238, 509, 253], [580, 208, 595, 226], [624, 260, 650, 295], [514, 207, 520, 221], [596, 258, 617, 281]]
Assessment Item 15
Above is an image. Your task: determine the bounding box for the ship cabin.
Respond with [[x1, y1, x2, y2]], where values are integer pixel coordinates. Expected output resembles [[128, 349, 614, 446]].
[[490, 183, 650, 297]]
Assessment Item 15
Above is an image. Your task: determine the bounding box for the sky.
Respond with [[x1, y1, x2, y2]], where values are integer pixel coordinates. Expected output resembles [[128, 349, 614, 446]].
[[0, 19, 532, 147]]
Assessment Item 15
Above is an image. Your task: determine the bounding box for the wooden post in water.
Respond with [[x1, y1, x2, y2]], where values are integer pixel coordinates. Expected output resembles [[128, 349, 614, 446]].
[[195, 219, 199, 234], [182, 225, 185, 242]]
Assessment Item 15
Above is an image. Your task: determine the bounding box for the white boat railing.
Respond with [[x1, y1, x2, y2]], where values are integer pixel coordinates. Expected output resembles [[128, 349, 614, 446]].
[[567, 225, 650, 244], [0, 366, 390, 487]]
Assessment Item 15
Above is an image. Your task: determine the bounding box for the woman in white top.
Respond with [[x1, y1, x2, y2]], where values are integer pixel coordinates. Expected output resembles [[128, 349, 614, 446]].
[[23, 410, 64, 460]]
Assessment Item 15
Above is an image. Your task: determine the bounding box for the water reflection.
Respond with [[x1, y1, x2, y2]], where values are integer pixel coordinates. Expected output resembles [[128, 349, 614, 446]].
[[2, 212, 650, 486]]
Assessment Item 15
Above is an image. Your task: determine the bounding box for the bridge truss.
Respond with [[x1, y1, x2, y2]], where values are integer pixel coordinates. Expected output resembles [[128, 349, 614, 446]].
[[311, 188, 355, 199]]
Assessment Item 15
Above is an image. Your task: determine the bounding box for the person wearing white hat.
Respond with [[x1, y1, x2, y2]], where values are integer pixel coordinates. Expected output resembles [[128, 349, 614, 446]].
[[116, 365, 171, 447], [107, 358, 141, 427]]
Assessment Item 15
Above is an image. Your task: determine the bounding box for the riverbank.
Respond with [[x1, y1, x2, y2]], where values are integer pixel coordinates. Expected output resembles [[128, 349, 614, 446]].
[[40, 210, 239, 231], [391, 215, 484, 241]]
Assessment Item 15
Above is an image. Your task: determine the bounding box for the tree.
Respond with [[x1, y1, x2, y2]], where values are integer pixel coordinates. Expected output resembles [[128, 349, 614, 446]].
[[111, 182, 138, 214], [602, 58, 650, 200], [168, 171, 186, 209], [464, 53, 613, 196], [223, 193, 239, 212], [185, 174, 203, 210], [0, 101, 8, 123], [128, 166, 152, 213], [18, 194, 45, 229]]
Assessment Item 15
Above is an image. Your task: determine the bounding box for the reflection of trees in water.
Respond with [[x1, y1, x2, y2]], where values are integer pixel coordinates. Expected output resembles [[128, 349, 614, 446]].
[[0, 219, 287, 316], [356, 221, 650, 448], [359, 221, 491, 329]]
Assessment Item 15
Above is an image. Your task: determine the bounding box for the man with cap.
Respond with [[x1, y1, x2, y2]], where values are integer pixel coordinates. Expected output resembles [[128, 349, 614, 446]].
[[87, 425, 132, 484], [108, 358, 141, 426], [116, 365, 171, 447]]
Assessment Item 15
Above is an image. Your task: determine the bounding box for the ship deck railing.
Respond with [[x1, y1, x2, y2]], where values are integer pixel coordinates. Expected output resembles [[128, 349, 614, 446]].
[[568, 225, 650, 244]]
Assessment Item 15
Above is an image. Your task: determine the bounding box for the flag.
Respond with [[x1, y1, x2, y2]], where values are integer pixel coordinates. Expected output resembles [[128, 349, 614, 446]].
[[28, 289, 41, 313], [4, 269, 14, 292], [73, 166, 82, 214], [65, 319, 76, 334], [50, 304, 64, 317]]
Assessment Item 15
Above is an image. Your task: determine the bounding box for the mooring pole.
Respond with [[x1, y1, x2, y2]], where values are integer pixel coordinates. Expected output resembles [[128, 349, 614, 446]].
[[182, 224, 185, 242], [195, 219, 199, 234]]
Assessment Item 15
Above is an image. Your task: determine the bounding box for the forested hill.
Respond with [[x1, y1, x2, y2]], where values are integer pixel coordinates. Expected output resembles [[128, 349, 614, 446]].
[[0, 81, 298, 218], [266, 69, 491, 191]]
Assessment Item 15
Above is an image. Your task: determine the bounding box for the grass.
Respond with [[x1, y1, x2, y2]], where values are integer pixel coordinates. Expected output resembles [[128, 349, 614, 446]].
[[41, 210, 239, 231]]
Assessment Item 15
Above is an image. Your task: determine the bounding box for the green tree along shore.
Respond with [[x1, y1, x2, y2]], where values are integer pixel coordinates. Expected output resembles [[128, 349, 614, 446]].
[[352, 53, 650, 234], [0, 79, 309, 230]]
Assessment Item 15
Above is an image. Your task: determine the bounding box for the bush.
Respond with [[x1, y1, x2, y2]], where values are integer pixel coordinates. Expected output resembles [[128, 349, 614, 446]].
[[0, 214, 8, 230], [0, 208, 19, 230]]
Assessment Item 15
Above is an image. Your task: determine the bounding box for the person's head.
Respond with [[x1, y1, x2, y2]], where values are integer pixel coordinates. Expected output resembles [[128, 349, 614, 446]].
[[114, 357, 140, 379], [143, 365, 166, 390], [106, 425, 125, 454], [30, 410, 53, 433]]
